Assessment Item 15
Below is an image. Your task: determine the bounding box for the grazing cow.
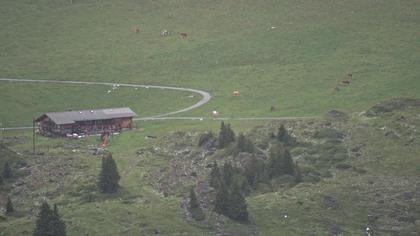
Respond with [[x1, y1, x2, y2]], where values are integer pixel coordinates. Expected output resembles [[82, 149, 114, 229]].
[[134, 27, 140, 33], [342, 80, 351, 85], [180, 32, 187, 38], [161, 30, 169, 37], [270, 106, 276, 112], [233, 90, 240, 96], [212, 110, 219, 118]]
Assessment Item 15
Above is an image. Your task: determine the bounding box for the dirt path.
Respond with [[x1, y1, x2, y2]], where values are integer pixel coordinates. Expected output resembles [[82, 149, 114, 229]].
[[0, 78, 319, 130]]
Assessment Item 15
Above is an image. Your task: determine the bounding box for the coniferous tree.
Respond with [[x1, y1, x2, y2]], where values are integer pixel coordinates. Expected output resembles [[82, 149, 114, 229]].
[[267, 145, 295, 178], [34, 202, 66, 236], [226, 124, 235, 144], [214, 182, 230, 216], [51, 204, 66, 236], [267, 144, 285, 178], [188, 187, 205, 221], [277, 125, 295, 146], [0, 174, 3, 185], [218, 122, 235, 149], [236, 133, 254, 154], [227, 183, 249, 222], [3, 161, 12, 178], [98, 153, 120, 193], [209, 162, 221, 189], [244, 156, 260, 187], [222, 162, 234, 186], [34, 202, 53, 236], [5, 196, 14, 215], [218, 122, 227, 148], [283, 149, 295, 176]]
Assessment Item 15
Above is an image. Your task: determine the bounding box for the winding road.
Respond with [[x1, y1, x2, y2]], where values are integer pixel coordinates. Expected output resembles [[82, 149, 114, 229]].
[[0, 78, 318, 130]]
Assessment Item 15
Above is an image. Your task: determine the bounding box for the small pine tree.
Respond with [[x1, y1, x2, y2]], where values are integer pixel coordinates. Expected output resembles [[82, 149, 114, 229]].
[[98, 153, 121, 193], [214, 182, 230, 216], [222, 162, 234, 186], [227, 183, 249, 222], [34, 202, 53, 236], [189, 187, 205, 221], [236, 133, 254, 154], [218, 122, 235, 149], [3, 161, 12, 178], [277, 125, 295, 146], [226, 124, 235, 143], [267, 144, 285, 178], [0, 174, 3, 185], [209, 162, 221, 189], [244, 156, 260, 187], [5, 196, 14, 215], [283, 149, 295, 176], [51, 204, 66, 236], [267, 144, 295, 178]]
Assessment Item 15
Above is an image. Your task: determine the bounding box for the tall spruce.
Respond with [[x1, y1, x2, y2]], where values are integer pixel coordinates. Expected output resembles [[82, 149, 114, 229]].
[[267, 145, 295, 178], [277, 125, 294, 146], [209, 162, 221, 189], [34, 202, 66, 236], [283, 149, 295, 176], [51, 204, 66, 236], [3, 161, 12, 178], [222, 162, 234, 186], [227, 183, 249, 222], [5, 196, 14, 215], [214, 182, 230, 216], [0, 174, 3, 184], [34, 202, 53, 236], [267, 144, 285, 178], [188, 187, 205, 221], [244, 156, 260, 187], [218, 122, 235, 149], [236, 133, 254, 153], [98, 153, 120, 193]]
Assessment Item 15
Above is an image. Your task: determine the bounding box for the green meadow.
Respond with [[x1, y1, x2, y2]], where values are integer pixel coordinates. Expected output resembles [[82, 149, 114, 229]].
[[0, 0, 419, 235]]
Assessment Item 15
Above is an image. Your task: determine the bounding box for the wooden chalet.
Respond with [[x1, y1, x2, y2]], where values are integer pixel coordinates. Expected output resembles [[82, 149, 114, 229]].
[[35, 107, 137, 137]]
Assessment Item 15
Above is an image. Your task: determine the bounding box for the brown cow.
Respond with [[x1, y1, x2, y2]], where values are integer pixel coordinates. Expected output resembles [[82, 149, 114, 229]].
[[342, 80, 351, 85], [180, 32, 187, 38], [134, 27, 140, 33]]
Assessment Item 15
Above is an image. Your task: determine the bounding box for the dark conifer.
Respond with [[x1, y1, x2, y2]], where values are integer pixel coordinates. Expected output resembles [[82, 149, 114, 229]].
[[218, 122, 235, 149], [236, 133, 254, 154], [277, 124, 294, 146], [209, 162, 221, 189], [267, 144, 285, 178], [3, 161, 12, 178], [34, 202, 53, 236], [227, 183, 249, 222], [98, 153, 120, 193], [283, 149, 295, 176], [51, 204, 66, 236], [188, 187, 205, 221], [214, 182, 230, 216], [267, 145, 295, 178], [5, 196, 14, 215], [222, 162, 234, 186], [244, 156, 260, 187]]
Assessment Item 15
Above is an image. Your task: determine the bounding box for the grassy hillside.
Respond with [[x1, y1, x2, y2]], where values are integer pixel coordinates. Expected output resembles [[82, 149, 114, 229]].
[[1, 0, 419, 124], [0, 0, 419, 235]]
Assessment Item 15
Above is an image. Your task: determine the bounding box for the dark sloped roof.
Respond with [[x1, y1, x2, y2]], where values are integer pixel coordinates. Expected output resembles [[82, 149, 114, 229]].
[[36, 107, 137, 125]]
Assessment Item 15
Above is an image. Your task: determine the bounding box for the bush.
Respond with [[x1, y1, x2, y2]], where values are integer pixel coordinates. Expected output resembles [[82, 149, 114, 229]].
[[313, 128, 344, 140], [198, 132, 214, 147]]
